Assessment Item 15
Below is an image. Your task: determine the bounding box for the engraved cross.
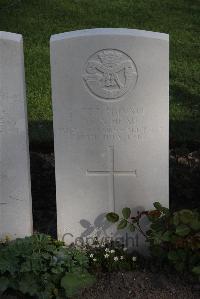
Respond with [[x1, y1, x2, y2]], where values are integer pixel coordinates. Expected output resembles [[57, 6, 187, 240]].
[[86, 146, 137, 212]]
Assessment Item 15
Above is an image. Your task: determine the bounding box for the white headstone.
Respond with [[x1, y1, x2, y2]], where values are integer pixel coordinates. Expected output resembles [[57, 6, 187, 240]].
[[51, 28, 169, 249], [0, 32, 32, 239]]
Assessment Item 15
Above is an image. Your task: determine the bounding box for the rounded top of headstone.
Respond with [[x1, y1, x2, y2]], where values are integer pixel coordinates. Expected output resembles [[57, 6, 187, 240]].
[[0, 31, 22, 42], [50, 28, 169, 43]]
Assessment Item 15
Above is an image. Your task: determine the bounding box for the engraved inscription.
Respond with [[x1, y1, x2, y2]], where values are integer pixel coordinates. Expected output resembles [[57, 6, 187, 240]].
[[86, 146, 137, 211], [60, 105, 146, 143], [83, 49, 138, 100]]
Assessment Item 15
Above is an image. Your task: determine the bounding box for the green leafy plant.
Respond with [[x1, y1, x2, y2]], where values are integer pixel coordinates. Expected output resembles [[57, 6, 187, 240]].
[[0, 234, 95, 298], [106, 203, 200, 280]]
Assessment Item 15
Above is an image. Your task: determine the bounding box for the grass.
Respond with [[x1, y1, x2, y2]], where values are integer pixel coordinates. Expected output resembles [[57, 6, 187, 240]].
[[0, 0, 199, 147]]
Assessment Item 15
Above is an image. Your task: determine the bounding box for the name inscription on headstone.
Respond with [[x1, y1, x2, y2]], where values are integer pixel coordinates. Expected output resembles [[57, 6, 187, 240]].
[[59, 105, 146, 143]]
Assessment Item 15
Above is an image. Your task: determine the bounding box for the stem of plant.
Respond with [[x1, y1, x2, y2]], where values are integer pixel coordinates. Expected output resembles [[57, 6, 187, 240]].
[[136, 222, 148, 239]]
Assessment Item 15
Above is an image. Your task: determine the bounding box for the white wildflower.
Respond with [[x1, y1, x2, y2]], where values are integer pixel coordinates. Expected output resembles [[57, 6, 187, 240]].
[[114, 256, 119, 262], [89, 253, 94, 258], [120, 256, 124, 260], [93, 258, 97, 262], [105, 248, 110, 253], [104, 253, 109, 259], [0, 234, 12, 243], [132, 256, 137, 262], [110, 249, 115, 254]]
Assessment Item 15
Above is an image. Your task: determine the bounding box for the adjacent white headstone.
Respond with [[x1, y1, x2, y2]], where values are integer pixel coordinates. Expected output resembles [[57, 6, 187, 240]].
[[51, 28, 169, 250], [0, 32, 32, 239]]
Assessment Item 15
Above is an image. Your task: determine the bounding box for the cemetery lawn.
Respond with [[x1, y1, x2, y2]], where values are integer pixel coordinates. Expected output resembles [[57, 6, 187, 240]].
[[0, 0, 199, 148]]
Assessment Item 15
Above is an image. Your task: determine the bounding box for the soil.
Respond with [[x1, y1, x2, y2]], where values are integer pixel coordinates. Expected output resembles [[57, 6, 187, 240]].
[[76, 270, 200, 299], [30, 152, 57, 238], [28, 148, 200, 299]]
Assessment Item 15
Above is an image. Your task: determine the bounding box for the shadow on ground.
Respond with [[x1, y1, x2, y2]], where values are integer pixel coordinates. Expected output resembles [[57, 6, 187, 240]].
[[30, 148, 200, 238]]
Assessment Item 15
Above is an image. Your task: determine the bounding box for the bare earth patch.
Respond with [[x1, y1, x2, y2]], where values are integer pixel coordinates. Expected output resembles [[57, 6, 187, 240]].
[[76, 271, 199, 299]]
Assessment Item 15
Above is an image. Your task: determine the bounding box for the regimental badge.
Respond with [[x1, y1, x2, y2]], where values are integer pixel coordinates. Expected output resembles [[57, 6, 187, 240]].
[[83, 49, 138, 100]]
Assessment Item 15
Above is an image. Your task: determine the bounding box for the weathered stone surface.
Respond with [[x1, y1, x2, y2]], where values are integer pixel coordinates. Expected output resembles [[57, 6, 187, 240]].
[[51, 28, 169, 250], [0, 32, 32, 239]]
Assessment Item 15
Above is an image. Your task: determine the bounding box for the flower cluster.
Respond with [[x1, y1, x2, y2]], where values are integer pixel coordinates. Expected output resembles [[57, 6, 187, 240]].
[[85, 238, 137, 272], [0, 234, 12, 245]]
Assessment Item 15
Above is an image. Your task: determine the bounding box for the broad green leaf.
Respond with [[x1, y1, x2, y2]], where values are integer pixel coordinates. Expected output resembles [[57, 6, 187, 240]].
[[106, 212, 119, 223], [151, 231, 163, 245], [190, 218, 200, 231], [175, 224, 191, 236], [129, 223, 136, 232], [61, 272, 95, 297], [173, 212, 179, 226], [153, 202, 162, 211], [19, 274, 39, 296], [117, 219, 127, 230], [161, 207, 170, 214], [192, 266, 200, 275], [122, 207, 131, 219], [161, 231, 172, 242], [179, 209, 194, 224], [21, 260, 32, 272], [168, 251, 178, 261]]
